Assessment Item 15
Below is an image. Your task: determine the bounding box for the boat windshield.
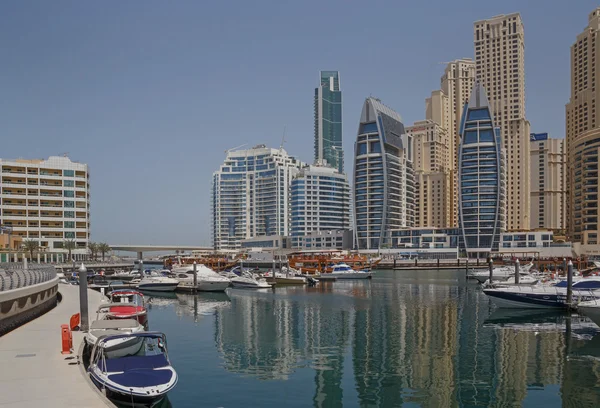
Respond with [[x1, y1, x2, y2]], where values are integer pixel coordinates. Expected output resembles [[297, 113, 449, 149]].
[[555, 279, 600, 289]]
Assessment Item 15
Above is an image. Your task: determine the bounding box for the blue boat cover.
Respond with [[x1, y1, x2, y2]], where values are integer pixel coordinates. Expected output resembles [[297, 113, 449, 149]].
[[100, 354, 169, 373], [108, 368, 173, 388]]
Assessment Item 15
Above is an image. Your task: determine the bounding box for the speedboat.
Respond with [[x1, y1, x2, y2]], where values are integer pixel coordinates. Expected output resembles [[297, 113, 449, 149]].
[[577, 299, 600, 327], [230, 272, 272, 289], [329, 263, 373, 279], [102, 290, 148, 325], [85, 318, 145, 359], [264, 267, 307, 285], [138, 270, 179, 292], [482, 273, 539, 287], [483, 276, 600, 309], [172, 264, 231, 292], [469, 262, 534, 283], [88, 332, 178, 407]]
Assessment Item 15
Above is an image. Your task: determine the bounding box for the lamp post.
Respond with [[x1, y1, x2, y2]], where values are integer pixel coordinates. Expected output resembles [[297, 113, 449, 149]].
[[78, 263, 89, 331]]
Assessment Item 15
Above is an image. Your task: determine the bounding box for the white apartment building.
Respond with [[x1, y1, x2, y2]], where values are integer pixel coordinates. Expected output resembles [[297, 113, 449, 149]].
[[530, 133, 566, 230], [212, 145, 304, 251], [474, 13, 531, 231], [0, 156, 90, 262], [407, 120, 452, 228], [290, 164, 351, 249]]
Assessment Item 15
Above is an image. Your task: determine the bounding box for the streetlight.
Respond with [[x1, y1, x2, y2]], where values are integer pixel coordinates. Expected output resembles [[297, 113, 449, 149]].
[[78, 263, 89, 331]]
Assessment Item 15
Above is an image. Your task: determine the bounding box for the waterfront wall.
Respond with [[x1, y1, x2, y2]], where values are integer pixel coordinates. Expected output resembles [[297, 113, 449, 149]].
[[0, 264, 58, 336]]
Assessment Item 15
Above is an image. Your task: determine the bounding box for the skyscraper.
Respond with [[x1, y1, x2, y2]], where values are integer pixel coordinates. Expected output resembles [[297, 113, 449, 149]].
[[211, 145, 304, 251], [474, 14, 530, 231], [529, 133, 566, 230], [458, 82, 506, 258], [314, 71, 343, 173], [353, 97, 414, 250], [290, 164, 351, 249], [566, 8, 600, 249]]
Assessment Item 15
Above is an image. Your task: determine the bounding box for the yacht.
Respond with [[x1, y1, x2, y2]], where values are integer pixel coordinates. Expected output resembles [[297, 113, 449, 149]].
[[84, 319, 145, 359], [172, 264, 231, 292], [577, 299, 600, 327], [329, 263, 373, 279], [230, 272, 272, 289], [137, 270, 179, 292], [483, 276, 600, 309], [264, 267, 307, 285], [468, 262, 534, 283], [482, 273, 540, 287]]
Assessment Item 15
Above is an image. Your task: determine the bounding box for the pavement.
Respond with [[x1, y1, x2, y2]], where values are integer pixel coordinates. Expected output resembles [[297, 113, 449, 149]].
[[0, 284, 113, 407]]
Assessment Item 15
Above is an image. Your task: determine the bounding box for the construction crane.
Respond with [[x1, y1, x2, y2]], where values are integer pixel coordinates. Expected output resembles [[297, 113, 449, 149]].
[[224, 143, 247, 155]]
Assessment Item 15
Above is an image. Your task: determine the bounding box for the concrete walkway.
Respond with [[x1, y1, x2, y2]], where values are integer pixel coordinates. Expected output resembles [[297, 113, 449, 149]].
[[0, 285, 113, 407]]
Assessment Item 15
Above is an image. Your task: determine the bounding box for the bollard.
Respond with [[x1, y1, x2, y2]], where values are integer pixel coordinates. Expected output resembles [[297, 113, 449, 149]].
[[437, 258, 440, 269], [393, 257, 397, 268], [60, 324, 73, 354], [193, 262, 198, 293], [515, 258, 520, 284], [562, 258, 567, 276], [488, 258, 494, 284], [466, 258, 469, 274], [567, 260, 574, 307], [78, 263, 89, 332]]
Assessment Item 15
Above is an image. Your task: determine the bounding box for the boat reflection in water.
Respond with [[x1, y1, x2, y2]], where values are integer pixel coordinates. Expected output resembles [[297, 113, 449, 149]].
[[149, 270, 600, 407]]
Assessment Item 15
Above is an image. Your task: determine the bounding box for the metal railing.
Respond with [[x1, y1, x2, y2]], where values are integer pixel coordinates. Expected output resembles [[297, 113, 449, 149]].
[[0, 263, 57, 292]]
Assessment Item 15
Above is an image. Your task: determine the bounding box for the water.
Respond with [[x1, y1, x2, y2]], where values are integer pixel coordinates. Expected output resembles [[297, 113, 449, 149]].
[[143, 270, 600, 407]]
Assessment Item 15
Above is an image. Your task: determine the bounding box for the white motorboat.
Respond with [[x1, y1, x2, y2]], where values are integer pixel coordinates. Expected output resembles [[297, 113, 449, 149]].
[[88, 332, 178, 406], [264, 267, 307, 285], [138, 271, 179, 292], [172, 264, 231, 292], [230, 272, 272, 289], [482, 273, 539, 287], [329, 263, 373, 280], [577, 299, 600, 327], [469, 262, 534, 283], [85, 319, 145, 359]]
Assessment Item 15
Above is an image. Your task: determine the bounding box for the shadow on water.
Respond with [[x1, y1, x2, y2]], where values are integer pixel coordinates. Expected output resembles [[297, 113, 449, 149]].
[[142, 270, 600, 408]]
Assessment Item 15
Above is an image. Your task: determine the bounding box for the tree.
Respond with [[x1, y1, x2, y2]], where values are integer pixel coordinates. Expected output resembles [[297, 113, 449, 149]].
[[88, 242, 99, 261], [98, 243, 111, 262], [63, 239, 76, 262], [22, 239, 39, 261]]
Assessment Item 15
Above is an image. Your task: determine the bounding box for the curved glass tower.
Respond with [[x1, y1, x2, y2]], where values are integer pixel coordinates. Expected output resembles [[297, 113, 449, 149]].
[[458, 82, 506, 258], [353, 97, 414, 250]]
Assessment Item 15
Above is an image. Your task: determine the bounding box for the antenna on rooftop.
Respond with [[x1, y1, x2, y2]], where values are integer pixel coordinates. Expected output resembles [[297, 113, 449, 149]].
[[224, 144, 247, 154], [279, 126, 287, 152]]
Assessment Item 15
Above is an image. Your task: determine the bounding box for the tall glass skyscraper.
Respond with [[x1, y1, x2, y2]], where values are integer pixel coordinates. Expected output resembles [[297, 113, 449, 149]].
[[353, 97, 414, 250], [314, 71, 343, 173], [458, 82, 506, 258]]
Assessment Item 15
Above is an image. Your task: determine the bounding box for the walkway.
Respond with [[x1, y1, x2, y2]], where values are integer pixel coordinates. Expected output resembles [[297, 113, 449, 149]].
[[0, 285, 112, 407]]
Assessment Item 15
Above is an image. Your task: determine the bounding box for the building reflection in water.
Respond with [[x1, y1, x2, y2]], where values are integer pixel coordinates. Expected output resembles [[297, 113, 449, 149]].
[[210, 273, 600, 407]]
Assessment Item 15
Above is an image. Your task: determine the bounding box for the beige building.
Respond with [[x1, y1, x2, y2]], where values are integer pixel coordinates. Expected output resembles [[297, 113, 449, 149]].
[[474, 13, 531, 231], [530, 133, 566, 230], [566, 8, 600, 252], [425, 59, 476, 227], [407, 120, 452, 228]]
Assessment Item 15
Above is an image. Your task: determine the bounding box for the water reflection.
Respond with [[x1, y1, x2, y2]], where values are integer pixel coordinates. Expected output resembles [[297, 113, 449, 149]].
[[153, 271, 600, 407]]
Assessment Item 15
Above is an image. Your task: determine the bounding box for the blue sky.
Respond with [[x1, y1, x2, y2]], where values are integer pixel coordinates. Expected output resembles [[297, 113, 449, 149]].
[[1, 1, 596, 245]]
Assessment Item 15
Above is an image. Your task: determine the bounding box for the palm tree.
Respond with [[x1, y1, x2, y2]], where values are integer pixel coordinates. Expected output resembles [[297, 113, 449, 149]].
[[98, 243, 111, 262], [88, 242, 99, 261], [22, 239, 39, 261], [63, 239, 76, 262]]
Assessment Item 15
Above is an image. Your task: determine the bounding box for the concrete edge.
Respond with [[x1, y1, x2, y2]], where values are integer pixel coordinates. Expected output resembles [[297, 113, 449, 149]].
[[77, 335, 116, 408]]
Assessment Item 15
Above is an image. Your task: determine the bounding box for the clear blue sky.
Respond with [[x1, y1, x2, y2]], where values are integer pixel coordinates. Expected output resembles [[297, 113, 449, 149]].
[[0, 1, 595, 246]]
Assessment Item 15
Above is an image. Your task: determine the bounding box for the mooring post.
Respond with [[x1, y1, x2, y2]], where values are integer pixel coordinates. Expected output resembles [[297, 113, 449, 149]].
[[515, 258, 520, 284], [78, 263, 89, 332], [567, 260, 574, 307], [488, 258, 493, 284], [193, 261, 197, 293]]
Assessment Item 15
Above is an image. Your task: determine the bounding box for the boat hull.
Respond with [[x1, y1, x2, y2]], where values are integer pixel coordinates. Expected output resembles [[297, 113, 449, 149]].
[[197, 280, 231, 292], [578, 302, 600, 327], [330, 272, 372, 280], [230, 281, 271, 289], [484, 288, 600, 309], [138, 283, 179, 292]]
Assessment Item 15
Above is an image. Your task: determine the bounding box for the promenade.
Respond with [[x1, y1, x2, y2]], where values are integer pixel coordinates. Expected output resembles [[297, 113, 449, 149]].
[[0, 285, 112, 407]]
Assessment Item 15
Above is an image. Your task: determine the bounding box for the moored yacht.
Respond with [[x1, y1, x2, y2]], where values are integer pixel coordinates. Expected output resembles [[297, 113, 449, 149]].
[[138, 270, 179, 292], [230, 272, 272, 289], [172, 264, 231, 292], [469, 262, 534, 283], [577, 299, 600, 327], [329, 263, 372, 279]]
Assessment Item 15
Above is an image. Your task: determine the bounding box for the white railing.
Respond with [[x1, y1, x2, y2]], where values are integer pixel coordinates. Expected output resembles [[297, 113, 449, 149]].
[[0, 263, 57, 291]]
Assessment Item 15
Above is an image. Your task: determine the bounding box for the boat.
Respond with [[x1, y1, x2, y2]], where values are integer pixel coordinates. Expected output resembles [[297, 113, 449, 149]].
[[482, 273, 539, 287], [264, 267, 307, 285], [468, 262, 534, 283], [230, 272, 272, 289], [84, 318, 145, 359], [483, 276, 600, 309], [577, 299, 600, 327], [287, 251, 379, 274], [138, 270, 179, 292], [102, 290, 148, 325], [88, 332, 178, 407], [329, 263, 373, 280], [172, 264, 231, 292], [165, 256, 236, 272]]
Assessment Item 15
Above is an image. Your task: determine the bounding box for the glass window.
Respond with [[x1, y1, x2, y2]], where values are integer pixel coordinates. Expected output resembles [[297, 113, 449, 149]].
[[479, 129, 494, 142], [64, 211, 74, 218], [528, 234, 535, 241], [64, 201, 74, 208], [64, 180, 74, 187], [64, 190, 74, 197], [465, 131, 478, 144], [357, 143, 367, 155], [65, 231, 75, 238], [467, 108, 491, 121], [63, 170, 74, 177], [370, 141, 381, 153], [64, 221, 75, 228]]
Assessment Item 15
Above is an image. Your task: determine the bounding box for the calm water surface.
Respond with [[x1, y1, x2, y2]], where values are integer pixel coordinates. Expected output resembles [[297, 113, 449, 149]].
[[143, 270, 600, 407]]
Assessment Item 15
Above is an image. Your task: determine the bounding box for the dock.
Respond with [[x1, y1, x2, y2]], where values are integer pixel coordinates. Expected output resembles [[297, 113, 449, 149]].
[[0, 285, 113, 407]]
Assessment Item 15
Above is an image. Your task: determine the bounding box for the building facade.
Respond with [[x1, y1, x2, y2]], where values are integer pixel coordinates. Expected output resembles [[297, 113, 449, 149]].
[[407, 120, 452, 228], [290, 164, 351, 249], [212, 145, 303, 251], [566, 8, 600, 251], [314, 71, 343, 173], [353, 97, 414, 250], [0, 156, 90, 261], [474, 13, 531, 231], [530, 133, 566, 231], [426, 59, 476, 227], [458, 82, 506, 258]]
